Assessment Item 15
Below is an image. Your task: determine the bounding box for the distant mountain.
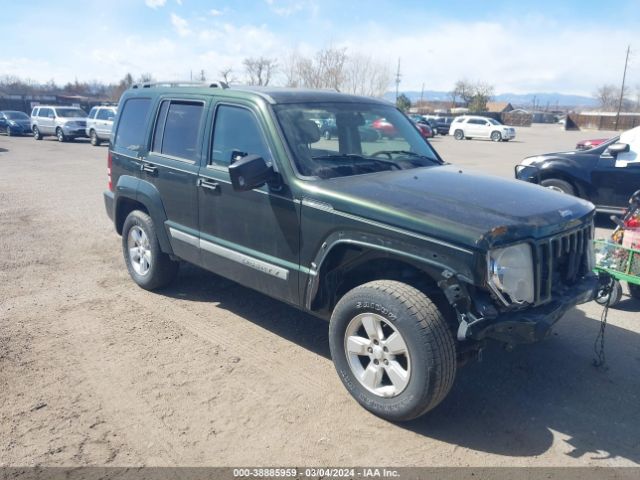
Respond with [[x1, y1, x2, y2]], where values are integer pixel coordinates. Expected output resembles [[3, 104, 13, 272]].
[[384, 90, 598, 109]]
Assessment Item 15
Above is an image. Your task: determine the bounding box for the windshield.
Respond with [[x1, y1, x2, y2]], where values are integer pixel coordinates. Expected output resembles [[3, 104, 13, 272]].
[[4, 111, 29, 120], [487, 118, 502, 125], [56, 108, 87, 118], [273, 102, 442, 179]]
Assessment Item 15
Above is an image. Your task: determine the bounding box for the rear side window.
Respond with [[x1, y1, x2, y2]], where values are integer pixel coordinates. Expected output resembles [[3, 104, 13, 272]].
[[114, 98, 151, 152], [97, 108, 114, 121], [39, 108, 51, 118], [210, 105, 271, 168], [151, 100, 204, 161], [31, 108, 39, 117], [88, 107, 98, 119]]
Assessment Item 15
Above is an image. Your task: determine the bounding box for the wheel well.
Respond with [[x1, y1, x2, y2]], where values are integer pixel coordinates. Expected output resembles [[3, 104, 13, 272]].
[[311, 245, 455, 323], [115, 197, 148, 235]]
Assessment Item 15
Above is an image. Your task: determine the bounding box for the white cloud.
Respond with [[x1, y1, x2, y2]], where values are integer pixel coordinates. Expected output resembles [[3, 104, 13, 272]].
[[176, 0, 183, 5], [170, 13, 191, 37], [209, 9, 223, 16], [337, 19, 637, 95], [145, 0, 166, 9], [265, 0, 313, 17]]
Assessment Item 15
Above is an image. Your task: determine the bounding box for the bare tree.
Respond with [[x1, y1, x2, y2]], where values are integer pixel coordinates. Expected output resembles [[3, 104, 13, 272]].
[[219, 67, 236, 85], [452, 80, 474, 107], [342, 53, 392, 97], [594, 84, 618, 110], [243, 57, 278, 86], [283, 47, 390, 98], [468, 81, 494, 112]]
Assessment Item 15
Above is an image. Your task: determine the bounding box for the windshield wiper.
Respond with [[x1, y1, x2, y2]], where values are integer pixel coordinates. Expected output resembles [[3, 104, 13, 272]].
[[372, 150, 440, 163], [311, 153, 402, 170]]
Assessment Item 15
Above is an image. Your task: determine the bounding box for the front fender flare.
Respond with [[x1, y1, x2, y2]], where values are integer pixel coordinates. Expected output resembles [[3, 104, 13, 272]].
[[303, 230, 476, 311]]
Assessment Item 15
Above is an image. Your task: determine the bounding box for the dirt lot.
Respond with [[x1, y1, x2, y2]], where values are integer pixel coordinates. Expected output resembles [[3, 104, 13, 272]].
[[1, 124, 639, 467]]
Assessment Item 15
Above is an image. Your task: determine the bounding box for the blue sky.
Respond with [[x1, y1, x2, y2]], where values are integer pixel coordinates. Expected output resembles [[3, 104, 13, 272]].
[[2, 0, 638, 95]]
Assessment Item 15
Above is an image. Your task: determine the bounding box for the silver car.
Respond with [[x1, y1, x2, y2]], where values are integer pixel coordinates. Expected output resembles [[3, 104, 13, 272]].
[[86, 105, 117, 146], [30, 105, 88, 142]]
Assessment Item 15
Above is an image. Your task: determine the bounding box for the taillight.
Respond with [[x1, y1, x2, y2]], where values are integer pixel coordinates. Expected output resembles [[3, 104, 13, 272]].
[[107, 150, 113, 191]]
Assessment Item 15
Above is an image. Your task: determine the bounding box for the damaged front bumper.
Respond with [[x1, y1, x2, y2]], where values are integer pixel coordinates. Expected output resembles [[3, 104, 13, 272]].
[[460, 273, 599, 344]]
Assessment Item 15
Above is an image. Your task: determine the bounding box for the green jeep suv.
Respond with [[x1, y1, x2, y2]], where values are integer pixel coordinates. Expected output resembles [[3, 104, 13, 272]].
[[104, 82, 598, 421]]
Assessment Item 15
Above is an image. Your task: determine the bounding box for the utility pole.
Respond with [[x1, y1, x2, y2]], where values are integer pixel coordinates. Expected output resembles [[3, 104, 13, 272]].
[[420, 82, 425, 112], [395, 58, 401, 102], [615, 44, 631, 130]]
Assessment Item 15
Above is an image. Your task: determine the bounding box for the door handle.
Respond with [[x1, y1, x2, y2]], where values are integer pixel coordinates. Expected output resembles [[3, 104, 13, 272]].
[[140, 163, 158, 175], [198, 178, 220, 191]]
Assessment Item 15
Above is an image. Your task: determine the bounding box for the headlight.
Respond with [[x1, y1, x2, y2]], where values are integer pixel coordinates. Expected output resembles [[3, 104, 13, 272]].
[[488, 243, 534, 305]]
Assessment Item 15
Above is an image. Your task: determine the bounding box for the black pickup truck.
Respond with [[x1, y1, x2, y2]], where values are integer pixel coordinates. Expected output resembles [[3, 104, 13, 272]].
[[104, 83, 597, 421]]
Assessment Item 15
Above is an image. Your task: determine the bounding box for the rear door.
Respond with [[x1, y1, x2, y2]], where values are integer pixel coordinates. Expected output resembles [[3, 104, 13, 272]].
[[141, 97, 207, 264], [87, 107, 98, 135], [96, 108, 114, 138]]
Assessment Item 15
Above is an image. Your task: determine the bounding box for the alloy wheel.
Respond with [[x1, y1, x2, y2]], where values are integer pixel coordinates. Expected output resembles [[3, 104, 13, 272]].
[[127, 226, 152, 276], [344, 312, 411, 398]]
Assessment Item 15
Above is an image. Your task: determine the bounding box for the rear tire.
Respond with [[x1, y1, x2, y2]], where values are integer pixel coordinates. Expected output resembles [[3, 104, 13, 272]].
[[540, 178, 575, 196], [122, 210, 179, 291], [33, 126, 42, 140], [329, 280, 457, 421], [629, 283, 640, 300], [90, 129, 101, 146], [6, 127, 12, 137], [453, 129, 464, 140]]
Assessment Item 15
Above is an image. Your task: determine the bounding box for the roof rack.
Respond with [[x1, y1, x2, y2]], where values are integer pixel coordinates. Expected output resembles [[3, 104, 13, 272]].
[[131, 81, 229, 90]]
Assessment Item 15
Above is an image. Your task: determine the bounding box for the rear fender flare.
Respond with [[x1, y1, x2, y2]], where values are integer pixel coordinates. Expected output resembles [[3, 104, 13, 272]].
[[114, 176, 173, 254]]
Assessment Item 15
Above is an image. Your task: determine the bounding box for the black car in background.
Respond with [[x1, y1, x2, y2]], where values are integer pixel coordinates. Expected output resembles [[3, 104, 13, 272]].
[[516, 131, 640, 213], [431, 117, 454, 135], [0, 110, 31, 136]]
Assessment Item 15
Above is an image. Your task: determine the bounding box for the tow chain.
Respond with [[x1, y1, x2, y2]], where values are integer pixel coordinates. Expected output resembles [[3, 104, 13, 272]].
[[593, 275, 613, 368]]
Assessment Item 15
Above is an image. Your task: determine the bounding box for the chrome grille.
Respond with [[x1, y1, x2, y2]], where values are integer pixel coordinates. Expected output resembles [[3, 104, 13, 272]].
[[534, 222, 593, 304]]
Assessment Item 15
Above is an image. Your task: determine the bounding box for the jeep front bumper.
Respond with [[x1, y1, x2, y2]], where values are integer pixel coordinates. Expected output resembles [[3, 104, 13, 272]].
[[464, 273, 598, 344]]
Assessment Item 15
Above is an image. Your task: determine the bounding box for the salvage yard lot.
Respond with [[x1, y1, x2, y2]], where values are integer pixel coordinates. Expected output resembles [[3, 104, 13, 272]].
[[1, 124, 639, 467]]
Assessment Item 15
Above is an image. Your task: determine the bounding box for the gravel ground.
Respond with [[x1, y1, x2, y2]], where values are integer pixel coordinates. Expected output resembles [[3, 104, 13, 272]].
[[1, 124, 639, 468]]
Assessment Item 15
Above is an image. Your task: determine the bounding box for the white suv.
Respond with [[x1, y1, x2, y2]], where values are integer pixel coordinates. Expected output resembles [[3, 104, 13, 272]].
[[449, 115, 516, 142], [86, 105, 117, 146]]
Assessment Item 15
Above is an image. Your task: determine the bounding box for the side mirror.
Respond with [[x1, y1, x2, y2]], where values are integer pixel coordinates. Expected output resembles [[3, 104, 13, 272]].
[[606, 142, 629, 156], [630, 189, 640, 207], [228, 154, 273, 192]]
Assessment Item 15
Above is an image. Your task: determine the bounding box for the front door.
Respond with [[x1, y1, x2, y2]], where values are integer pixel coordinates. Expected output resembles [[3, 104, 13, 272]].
[[593, 149, 640, 209], [197, 102, 301, 304]]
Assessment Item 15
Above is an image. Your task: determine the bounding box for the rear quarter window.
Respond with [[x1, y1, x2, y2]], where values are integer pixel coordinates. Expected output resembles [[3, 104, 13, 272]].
[[114, 98, 151, 153]]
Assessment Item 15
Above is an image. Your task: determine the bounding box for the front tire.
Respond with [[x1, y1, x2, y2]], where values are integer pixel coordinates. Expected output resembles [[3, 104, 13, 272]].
[[595, 279, 622, 307], [329, 280, 457, 421], [540, 178, 575, 196], [56, 127, 66, 142], [453, 129, 464, 140], [491, 131, 502, 142], [122, 210, 179, 290], [33, 126, 42, 140], [90, 129, 101, 146]]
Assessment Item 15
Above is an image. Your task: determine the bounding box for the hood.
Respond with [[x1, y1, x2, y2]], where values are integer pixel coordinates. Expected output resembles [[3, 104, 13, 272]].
[[303, 165, 594, 250]]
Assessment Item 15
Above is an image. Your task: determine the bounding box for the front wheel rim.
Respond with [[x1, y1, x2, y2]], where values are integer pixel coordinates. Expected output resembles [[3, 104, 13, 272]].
[[545, 185, 565, 194], [344, 313, 411, 398], [127, 226, 152, 276]]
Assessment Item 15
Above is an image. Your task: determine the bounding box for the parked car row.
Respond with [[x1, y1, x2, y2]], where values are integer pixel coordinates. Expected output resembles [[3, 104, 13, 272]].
[[0, 105, 117, 146]]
